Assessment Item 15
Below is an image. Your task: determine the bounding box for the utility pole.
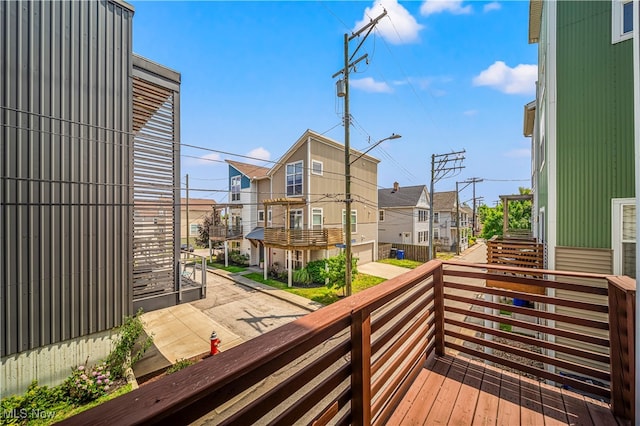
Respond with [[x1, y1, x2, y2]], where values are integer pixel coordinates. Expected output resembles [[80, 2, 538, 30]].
[[185, 173, 189, 253], [333, 9, 387, 297], [429, 150, 465, 260], [468, 177, 483, 236]]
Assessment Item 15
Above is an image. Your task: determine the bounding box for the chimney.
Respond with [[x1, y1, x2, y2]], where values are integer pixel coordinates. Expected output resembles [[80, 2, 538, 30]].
[[392, 182, 399, 192]]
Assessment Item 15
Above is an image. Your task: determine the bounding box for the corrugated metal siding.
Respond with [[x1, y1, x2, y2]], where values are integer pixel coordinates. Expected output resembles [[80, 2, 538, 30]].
[[555, 0, 635, 248], [1, 0, 133, 357]]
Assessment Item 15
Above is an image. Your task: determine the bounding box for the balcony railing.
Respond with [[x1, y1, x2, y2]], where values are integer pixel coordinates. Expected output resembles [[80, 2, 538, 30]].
[[209, 225, 243, 241], [263, 227, 343, 250], [68, 260, 635, 425]]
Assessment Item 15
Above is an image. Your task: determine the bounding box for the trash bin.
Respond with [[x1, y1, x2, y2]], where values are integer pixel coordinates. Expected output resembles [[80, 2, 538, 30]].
[[396, 249, 405, 260], [389, 248, 397, 259], [513, 298, 528, 307]]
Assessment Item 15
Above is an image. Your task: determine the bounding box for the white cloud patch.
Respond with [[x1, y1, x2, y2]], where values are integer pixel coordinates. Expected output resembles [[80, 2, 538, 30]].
[[351, 77, 393, 94], [246, 147, 271, 163], [504, 148, 531, 158], [354, 0, 423, 45], [472, 61, 537, 95], [420, 0, 473, 16], [483, 2, 501, 13], [196, 152, 222, 165]]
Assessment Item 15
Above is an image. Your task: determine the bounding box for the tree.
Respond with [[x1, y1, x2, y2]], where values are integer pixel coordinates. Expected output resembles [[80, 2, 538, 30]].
[[320, 252, 358, 291], [478, 188, 532, 239], [195, 209, 220, 247]]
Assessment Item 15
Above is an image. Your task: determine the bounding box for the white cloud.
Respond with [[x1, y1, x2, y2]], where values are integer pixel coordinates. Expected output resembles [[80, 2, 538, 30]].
[[354, 0, 423, 45], [463, 109, 478, 116], [483, 2, 501, 13], [196, 152, 222, 165], [505, 148, 531, 158], [420, 0, 473, 16], [351, 77, 393, 94], [246, 147, 271, 163], [472, 61, 537, 95]]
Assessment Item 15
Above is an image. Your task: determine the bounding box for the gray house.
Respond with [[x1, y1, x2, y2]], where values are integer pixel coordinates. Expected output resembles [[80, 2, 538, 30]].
[[1, 0, 188, 396], [378, 183, 430, 246]]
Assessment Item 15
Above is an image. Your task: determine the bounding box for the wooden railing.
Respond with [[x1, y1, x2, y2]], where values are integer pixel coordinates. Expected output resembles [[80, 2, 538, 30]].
[[209, 225, 243, 241], [264, 227, 343, 250], [65, 261, 635, 425]]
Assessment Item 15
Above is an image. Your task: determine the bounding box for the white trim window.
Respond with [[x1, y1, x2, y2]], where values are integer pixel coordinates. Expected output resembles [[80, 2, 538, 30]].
[[258, 210, 265, 223], [293, 250, 304, 270], [286, 160, 303, 196], [189, 223, 199, 236], [267, 209, 272, 226], [290, 209, 303, 230], [612, 0, 634, 44], [418, 231, 428, 243], [612, 198, 636, 278], [312, 208, 323, 230], [418, 209, 428, 222], [434, 212, 439, 223], [434, 228, 440, 239], [231, 175, 241, 201], [311, 159, 323, 176], [342, 209, 357, 233], [379, 210, 385, 222]]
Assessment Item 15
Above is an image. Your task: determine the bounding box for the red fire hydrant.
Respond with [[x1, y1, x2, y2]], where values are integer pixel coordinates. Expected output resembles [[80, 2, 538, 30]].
[[210, 331, 221, 355]]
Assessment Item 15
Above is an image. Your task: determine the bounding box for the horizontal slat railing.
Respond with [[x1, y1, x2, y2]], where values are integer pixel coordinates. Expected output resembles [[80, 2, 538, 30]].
[[264, 227, 344, 249], [439, 260, 634, 421], [65, 261, 441, 426]]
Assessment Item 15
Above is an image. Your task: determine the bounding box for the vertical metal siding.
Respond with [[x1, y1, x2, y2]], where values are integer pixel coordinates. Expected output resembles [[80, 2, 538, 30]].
[[1, 0, 133, 357], [555, 1, 635, 249]]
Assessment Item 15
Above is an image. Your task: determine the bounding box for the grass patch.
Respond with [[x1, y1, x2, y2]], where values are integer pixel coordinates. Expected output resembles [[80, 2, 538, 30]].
[[499, 323, 512, 332], [377, 258, 423, 269], [436, 252, 456, 260], [243, 273, 385, 306], [206, 261, 246, 273]]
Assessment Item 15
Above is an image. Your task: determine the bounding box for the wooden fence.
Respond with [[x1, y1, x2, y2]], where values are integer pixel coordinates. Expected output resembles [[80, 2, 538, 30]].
[[380, 243, 430, 262]]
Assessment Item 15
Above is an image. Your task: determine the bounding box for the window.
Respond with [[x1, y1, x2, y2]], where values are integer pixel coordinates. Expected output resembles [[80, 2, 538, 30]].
[[293, 250, 303, 270], [434, 228, 440, 239], [290, 209, 303, 230], [612, 199, 636, 278], [231, 176, 241, 201], [189, 223, 199, 236], [379, 210, 385, 222], [434, 212, 439, 223], [312, 208, 323, 230], [311, 160, 323, 175], [258, 210, 265, 222], [342, 209, 357, 233], [418, 209, 428, 222], [286, 161, 303, 196], [612, 0, 634, 44], [267, 209, 272, 225], [418, 231, 428, 243]]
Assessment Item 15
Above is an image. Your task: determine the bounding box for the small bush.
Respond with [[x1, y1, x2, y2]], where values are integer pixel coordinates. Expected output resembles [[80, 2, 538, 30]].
[[228, 250, 249, 266], [306, 260, 326, 284], [166, 358, 195, 375], [1, 381, 67, 423], [63, 361, 112, 405], [293, 268, 312, 285]]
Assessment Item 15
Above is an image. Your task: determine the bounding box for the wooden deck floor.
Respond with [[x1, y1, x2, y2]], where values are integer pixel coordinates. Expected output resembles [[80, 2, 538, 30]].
[[388, 354, 626, 426]]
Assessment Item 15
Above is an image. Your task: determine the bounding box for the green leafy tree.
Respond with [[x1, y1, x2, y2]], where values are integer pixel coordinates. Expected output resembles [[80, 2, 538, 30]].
[[479, 204, 503, 239], [479, 188, 532, 239], [320, 252, 358, 291], [195, 209, 221, 247]]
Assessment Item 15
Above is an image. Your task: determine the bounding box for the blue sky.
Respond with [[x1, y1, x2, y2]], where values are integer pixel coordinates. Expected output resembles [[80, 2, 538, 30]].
[[130, 0, 537, 206]]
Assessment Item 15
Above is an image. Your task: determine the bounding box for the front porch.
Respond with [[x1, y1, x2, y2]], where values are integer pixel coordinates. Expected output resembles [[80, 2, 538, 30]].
[[66, 260, 635, 425]]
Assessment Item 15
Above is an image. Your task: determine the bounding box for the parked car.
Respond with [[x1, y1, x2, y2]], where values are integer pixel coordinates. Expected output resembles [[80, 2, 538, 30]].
[[181, 244, 194, 252]]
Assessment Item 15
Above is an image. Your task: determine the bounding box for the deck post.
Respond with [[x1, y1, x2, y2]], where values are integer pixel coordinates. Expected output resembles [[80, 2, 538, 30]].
[[351, 309, 372, 426], [607, 276, 635, 423], [434, 263, 445, 356]]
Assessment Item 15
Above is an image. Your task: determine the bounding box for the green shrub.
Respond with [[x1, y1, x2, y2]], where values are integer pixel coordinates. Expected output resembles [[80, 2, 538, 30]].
[[306, 260, 326, 284], [292, 268, 312, 285], [321, 252, 358, 290], [166, 358, 195, 374], [63, 361, 112, 404], [106, 308, 153, 379], [228, 250, 249, 266], [1, 381, 67, 423]]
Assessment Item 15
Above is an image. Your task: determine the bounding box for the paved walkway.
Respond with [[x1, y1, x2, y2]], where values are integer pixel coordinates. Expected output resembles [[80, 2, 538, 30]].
[[136, 243, 488, 379]]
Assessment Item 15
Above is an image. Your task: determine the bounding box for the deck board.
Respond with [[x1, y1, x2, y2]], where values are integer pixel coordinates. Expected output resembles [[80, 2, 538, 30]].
[[394, 354, 620, 426]]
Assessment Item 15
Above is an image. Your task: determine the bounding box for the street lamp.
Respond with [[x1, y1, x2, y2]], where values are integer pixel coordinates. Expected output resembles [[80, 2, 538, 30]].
[[344, 133, 401, 297]]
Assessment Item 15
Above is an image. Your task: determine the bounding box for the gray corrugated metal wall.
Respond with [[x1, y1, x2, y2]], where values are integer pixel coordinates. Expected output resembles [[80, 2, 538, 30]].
[[1, 0, 134, 357]]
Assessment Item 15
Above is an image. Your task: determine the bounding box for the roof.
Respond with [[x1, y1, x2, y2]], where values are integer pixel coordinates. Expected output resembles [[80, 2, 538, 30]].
[[245, 227, 264, 241], [226, 160, 270, 180], [268, 129, 380, 176], [180, 198, 216, 211], [432, 191, 457, 211], [378, 185, 428, 208]]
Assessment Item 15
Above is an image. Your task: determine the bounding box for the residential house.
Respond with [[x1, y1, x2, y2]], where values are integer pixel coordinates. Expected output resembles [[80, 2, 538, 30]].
[[180, 198, 216, 245], [261, 129, 380, 277], [223, 160, 270, 265], [432, 191, 470, 252], [1, 0, 187, 396], [378, 183, 430, 246], [526, 0, 637, 379]]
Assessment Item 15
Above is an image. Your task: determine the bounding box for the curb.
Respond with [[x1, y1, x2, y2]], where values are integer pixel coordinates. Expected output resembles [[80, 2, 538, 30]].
[[207, 267, 323, 313]]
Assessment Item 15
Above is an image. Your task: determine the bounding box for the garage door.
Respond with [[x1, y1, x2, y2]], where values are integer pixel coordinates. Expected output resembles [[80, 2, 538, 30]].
[[352, 242, 374, 265]]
